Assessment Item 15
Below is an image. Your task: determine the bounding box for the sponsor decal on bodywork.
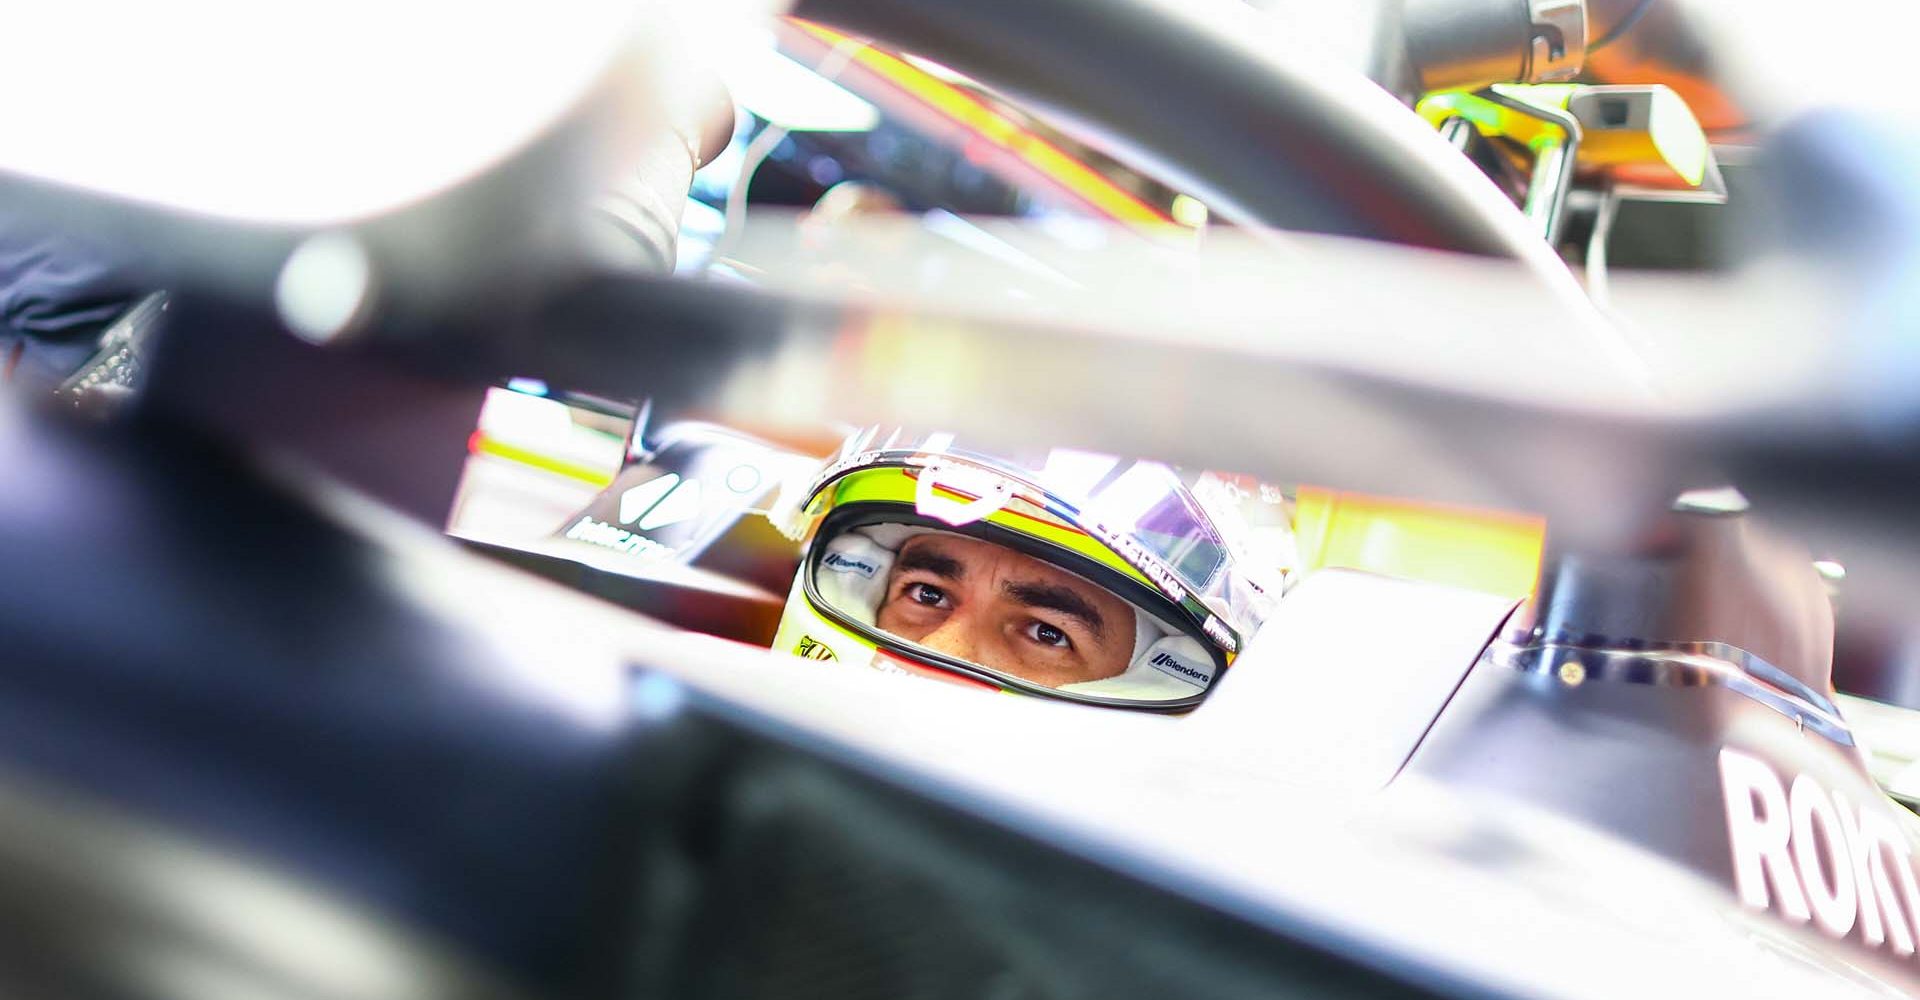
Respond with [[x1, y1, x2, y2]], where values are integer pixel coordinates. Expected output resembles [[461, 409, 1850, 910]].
[[1719, 748, 1920, 957], [564, 516, 671, 559]]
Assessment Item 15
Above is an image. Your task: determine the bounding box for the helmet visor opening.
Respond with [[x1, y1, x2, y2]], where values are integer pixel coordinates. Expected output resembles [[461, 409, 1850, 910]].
[[804, 507, 1227, 709]]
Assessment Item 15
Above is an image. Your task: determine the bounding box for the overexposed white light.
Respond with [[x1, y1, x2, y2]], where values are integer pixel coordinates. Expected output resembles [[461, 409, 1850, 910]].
[[725, 463, 764, 494], [1038, 448, 1120, 496], [478, 387, 577, 442], [1672, 486, 1751, 515], [898, 52, 980, 87], [619, 473, 682, 525], [1680, 1, 1920, 130], [1893, 759, 1920, 800], [0, 0, 671, 224], [722, 40, 879, 131], [1170, 194, 1211, 228], [274, 232, 372, 344], [923, 210, 1076, 286], [638, 479, 703, 531]]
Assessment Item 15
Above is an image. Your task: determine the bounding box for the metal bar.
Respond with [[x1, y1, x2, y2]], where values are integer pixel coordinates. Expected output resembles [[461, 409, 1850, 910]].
[[1585, 184, 1619, 307], [1477, 88, 1582, 244]]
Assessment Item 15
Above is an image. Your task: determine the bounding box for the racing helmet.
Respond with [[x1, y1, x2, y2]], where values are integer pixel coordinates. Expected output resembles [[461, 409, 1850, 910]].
[[770, 430, 1280, 711]]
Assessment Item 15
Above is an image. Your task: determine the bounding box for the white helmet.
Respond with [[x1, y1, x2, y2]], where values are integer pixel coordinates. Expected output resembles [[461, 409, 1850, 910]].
[[770, 431, 1280, 711]]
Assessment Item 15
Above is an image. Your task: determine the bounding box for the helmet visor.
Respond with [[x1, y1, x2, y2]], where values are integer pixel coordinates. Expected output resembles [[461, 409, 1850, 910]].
[[804, 511, 1227, 709], [804, 430, 1268, 652]]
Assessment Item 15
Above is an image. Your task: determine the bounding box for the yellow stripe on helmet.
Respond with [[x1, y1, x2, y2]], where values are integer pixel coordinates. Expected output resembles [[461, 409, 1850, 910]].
[[817, 465, 1154, 589]]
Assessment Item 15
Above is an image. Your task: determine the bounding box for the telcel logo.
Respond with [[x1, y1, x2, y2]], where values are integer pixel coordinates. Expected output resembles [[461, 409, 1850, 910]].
[[1148, 651, 1211, 684], [1719, 748, 1920, 957]]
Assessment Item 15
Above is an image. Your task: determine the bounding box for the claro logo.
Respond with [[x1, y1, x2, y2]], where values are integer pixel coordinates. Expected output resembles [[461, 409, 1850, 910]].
[[1148, 651, 1212, 684], [1719, 748, 1920, 957]]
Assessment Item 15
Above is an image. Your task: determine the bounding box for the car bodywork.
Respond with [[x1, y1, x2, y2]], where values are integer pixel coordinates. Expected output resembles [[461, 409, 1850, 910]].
[[3, 0, 1920, 998]]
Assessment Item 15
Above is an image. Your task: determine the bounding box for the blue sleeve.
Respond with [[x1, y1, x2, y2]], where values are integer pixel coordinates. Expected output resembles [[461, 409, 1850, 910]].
[[0, 208, 150, 383]]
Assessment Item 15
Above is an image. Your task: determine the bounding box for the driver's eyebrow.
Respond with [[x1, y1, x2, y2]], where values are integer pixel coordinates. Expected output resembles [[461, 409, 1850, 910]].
[[896, 544, 965, 581], [1002, 580, 1106, 640]]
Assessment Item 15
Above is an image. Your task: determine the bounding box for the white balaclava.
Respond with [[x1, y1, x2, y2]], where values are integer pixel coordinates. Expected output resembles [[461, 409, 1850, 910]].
[[813, 524, 1217, 700]]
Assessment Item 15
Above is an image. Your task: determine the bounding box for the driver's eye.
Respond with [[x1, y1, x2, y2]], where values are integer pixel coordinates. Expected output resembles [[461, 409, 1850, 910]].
[[907, 582, 948, 606], [1027, 622, 1071, 648]]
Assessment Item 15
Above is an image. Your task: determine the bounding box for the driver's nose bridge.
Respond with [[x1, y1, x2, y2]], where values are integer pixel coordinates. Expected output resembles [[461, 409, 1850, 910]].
[[914, 606, 986, 664]]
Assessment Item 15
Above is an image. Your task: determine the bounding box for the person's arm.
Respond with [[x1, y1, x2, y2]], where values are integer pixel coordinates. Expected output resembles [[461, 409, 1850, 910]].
[[0, 209, 151, 390]]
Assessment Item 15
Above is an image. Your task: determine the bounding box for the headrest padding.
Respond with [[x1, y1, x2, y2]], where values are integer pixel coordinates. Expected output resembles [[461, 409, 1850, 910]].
[[1059, 635, 1214, 701]]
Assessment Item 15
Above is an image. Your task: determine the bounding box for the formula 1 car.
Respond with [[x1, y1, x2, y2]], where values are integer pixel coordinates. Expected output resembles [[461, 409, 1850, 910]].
[[4, 1, 1920, 999]]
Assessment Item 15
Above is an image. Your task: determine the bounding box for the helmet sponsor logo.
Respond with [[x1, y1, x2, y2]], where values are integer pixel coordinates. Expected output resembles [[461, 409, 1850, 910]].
[[822, 552, 880, 578], [1087, 522, 1190, 604], [1720, 747, 1920, 956], [794, 635, 838, 662], [1202, 615, 1239, 654], [1148, 651, 1213, 685]]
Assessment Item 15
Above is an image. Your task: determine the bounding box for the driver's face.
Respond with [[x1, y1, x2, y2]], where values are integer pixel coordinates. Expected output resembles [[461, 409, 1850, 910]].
[[875, 533, 1136, 688]]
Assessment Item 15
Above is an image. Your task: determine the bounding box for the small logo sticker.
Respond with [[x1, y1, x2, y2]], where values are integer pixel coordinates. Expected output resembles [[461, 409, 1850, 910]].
[[822, 552, 880, 578], [795, 635, 838, 662], [1202, 615, 1239, 654], [1148, 650, 1213, 685]]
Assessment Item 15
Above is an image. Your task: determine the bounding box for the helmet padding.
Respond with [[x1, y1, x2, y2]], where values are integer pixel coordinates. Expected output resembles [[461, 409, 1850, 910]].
[[1059, 635, 1214, 700], [814, 529, 897, 627]]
